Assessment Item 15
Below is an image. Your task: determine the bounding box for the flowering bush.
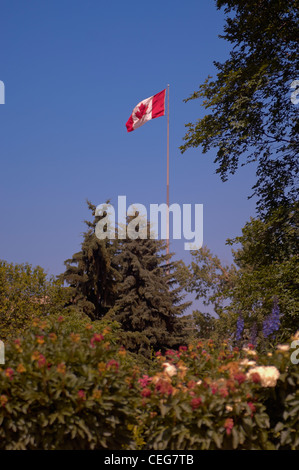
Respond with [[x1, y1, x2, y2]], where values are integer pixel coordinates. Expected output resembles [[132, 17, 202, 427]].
[[137, 339, 299, 450], [137, 342, 271, 449], [0, 315, 298, 450], [0, 316, 140, 450]]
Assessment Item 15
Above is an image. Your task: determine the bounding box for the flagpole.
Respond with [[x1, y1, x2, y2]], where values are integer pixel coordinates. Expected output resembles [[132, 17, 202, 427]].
[[166, 84, 170, 263]]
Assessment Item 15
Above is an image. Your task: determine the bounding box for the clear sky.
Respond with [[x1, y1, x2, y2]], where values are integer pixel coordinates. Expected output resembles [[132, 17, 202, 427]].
[[0, 0, 258, 298]]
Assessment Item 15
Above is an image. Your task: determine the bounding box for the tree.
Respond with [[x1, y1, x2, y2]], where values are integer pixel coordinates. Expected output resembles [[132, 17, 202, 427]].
[[107, 226, 191, 357], [62, 201, 120, 320], [0, 260, 68, 339], [227, 206, 299, 341], [62, 205, 191, 356], [177, 245, 237, 318], [182, 208, 299, 346], [180, 0, 299, 216], [177, 245, 238, 343], [191, 311, 218, 340]]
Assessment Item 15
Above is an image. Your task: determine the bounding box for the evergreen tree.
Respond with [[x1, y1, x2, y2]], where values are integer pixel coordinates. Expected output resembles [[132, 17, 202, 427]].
[[108, 228, 190, 357], [62, 201, 120, 320]]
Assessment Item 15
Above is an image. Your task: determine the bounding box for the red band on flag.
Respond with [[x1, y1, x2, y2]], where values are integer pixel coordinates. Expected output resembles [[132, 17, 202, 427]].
[[152, 89, 166, 119], [126, 114, 134, 133]]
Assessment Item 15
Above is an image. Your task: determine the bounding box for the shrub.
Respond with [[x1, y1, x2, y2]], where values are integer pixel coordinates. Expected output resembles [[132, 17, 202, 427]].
[[136, 339, 299, 450], [0, 261, 70, 340], [0, 316, 140, 449], [0, 315, 298, 450]]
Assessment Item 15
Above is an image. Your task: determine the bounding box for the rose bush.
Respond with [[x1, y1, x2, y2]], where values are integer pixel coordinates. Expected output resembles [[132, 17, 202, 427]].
[[0, 316, 140, 450], [0, 316, 298, 450], [136, 339, 299, 450]]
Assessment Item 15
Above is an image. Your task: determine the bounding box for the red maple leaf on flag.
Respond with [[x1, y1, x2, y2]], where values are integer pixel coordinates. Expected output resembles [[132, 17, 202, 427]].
[[135, 103, 148, 120]]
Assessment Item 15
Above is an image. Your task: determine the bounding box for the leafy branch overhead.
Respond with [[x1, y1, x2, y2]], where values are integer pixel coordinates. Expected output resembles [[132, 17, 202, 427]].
[[180, 0, 299, 216]]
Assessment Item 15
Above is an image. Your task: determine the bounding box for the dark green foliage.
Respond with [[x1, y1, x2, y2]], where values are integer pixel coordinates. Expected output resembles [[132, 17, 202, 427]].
[[0, 260, 69, 340], [192, 311, 218, 340], [0, 316, 298, 449], [0, 316, 140, 450], [179, 0, 299, 346], [109, 232, 191, 356], [62, 201, 120, 320], [62, 205, 190, 357], [180, 0, 299, 217], [177, 245, 237, 318], [181, 206, 299, 345], [227, 205, 299, 341]]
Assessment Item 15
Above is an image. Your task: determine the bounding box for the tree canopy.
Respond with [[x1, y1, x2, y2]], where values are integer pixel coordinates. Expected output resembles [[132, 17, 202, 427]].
[[180, 0, 299, 216], [180, 208, 299, 345], [0, 260, 68, 340]]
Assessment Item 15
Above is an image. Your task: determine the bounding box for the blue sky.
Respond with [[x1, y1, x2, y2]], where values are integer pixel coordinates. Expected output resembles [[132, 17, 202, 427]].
[[0, 0, 258, 297]]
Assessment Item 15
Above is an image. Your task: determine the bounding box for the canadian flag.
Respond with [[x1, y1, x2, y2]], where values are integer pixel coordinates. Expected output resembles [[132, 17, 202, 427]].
[[126, 89, 166, 132]]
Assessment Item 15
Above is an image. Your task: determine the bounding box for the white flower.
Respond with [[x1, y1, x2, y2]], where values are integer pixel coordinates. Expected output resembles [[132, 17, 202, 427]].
[[243, 348, 257, 356], [162, 362, 177, 377], [247, 366, 280, 387], [240, 359, 256, 367], [276, 344, 290, 352], [196, 379, 202, 386], [226, 405, 233, 412]]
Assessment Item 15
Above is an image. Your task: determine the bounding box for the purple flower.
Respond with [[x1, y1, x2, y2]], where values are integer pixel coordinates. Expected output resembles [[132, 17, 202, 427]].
[[236, 315, 244, 341], [263, 299, 280, 338]]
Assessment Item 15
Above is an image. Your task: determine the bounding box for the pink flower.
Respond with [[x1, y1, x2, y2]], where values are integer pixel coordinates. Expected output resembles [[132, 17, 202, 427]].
[[5, 368, 14, 380], [90, 333, 104, 347], [106, 359, 119, 371], [220, 387, 229, 398], [138, 375, 151, 388], [187, 380, 196, 389], [37, 354, 47, 368], [77, 390, 86, 401], [179, 346, 187, 352], [234, 373, 246, 385], [224, 418, 234, 435], [250, 372, 261, 384], [191, 397, 202, 410], [141, 388, 151, 398], [247, 402, 256, 416], [155, 379, 173, 396], [165, 350, 175, 357]]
